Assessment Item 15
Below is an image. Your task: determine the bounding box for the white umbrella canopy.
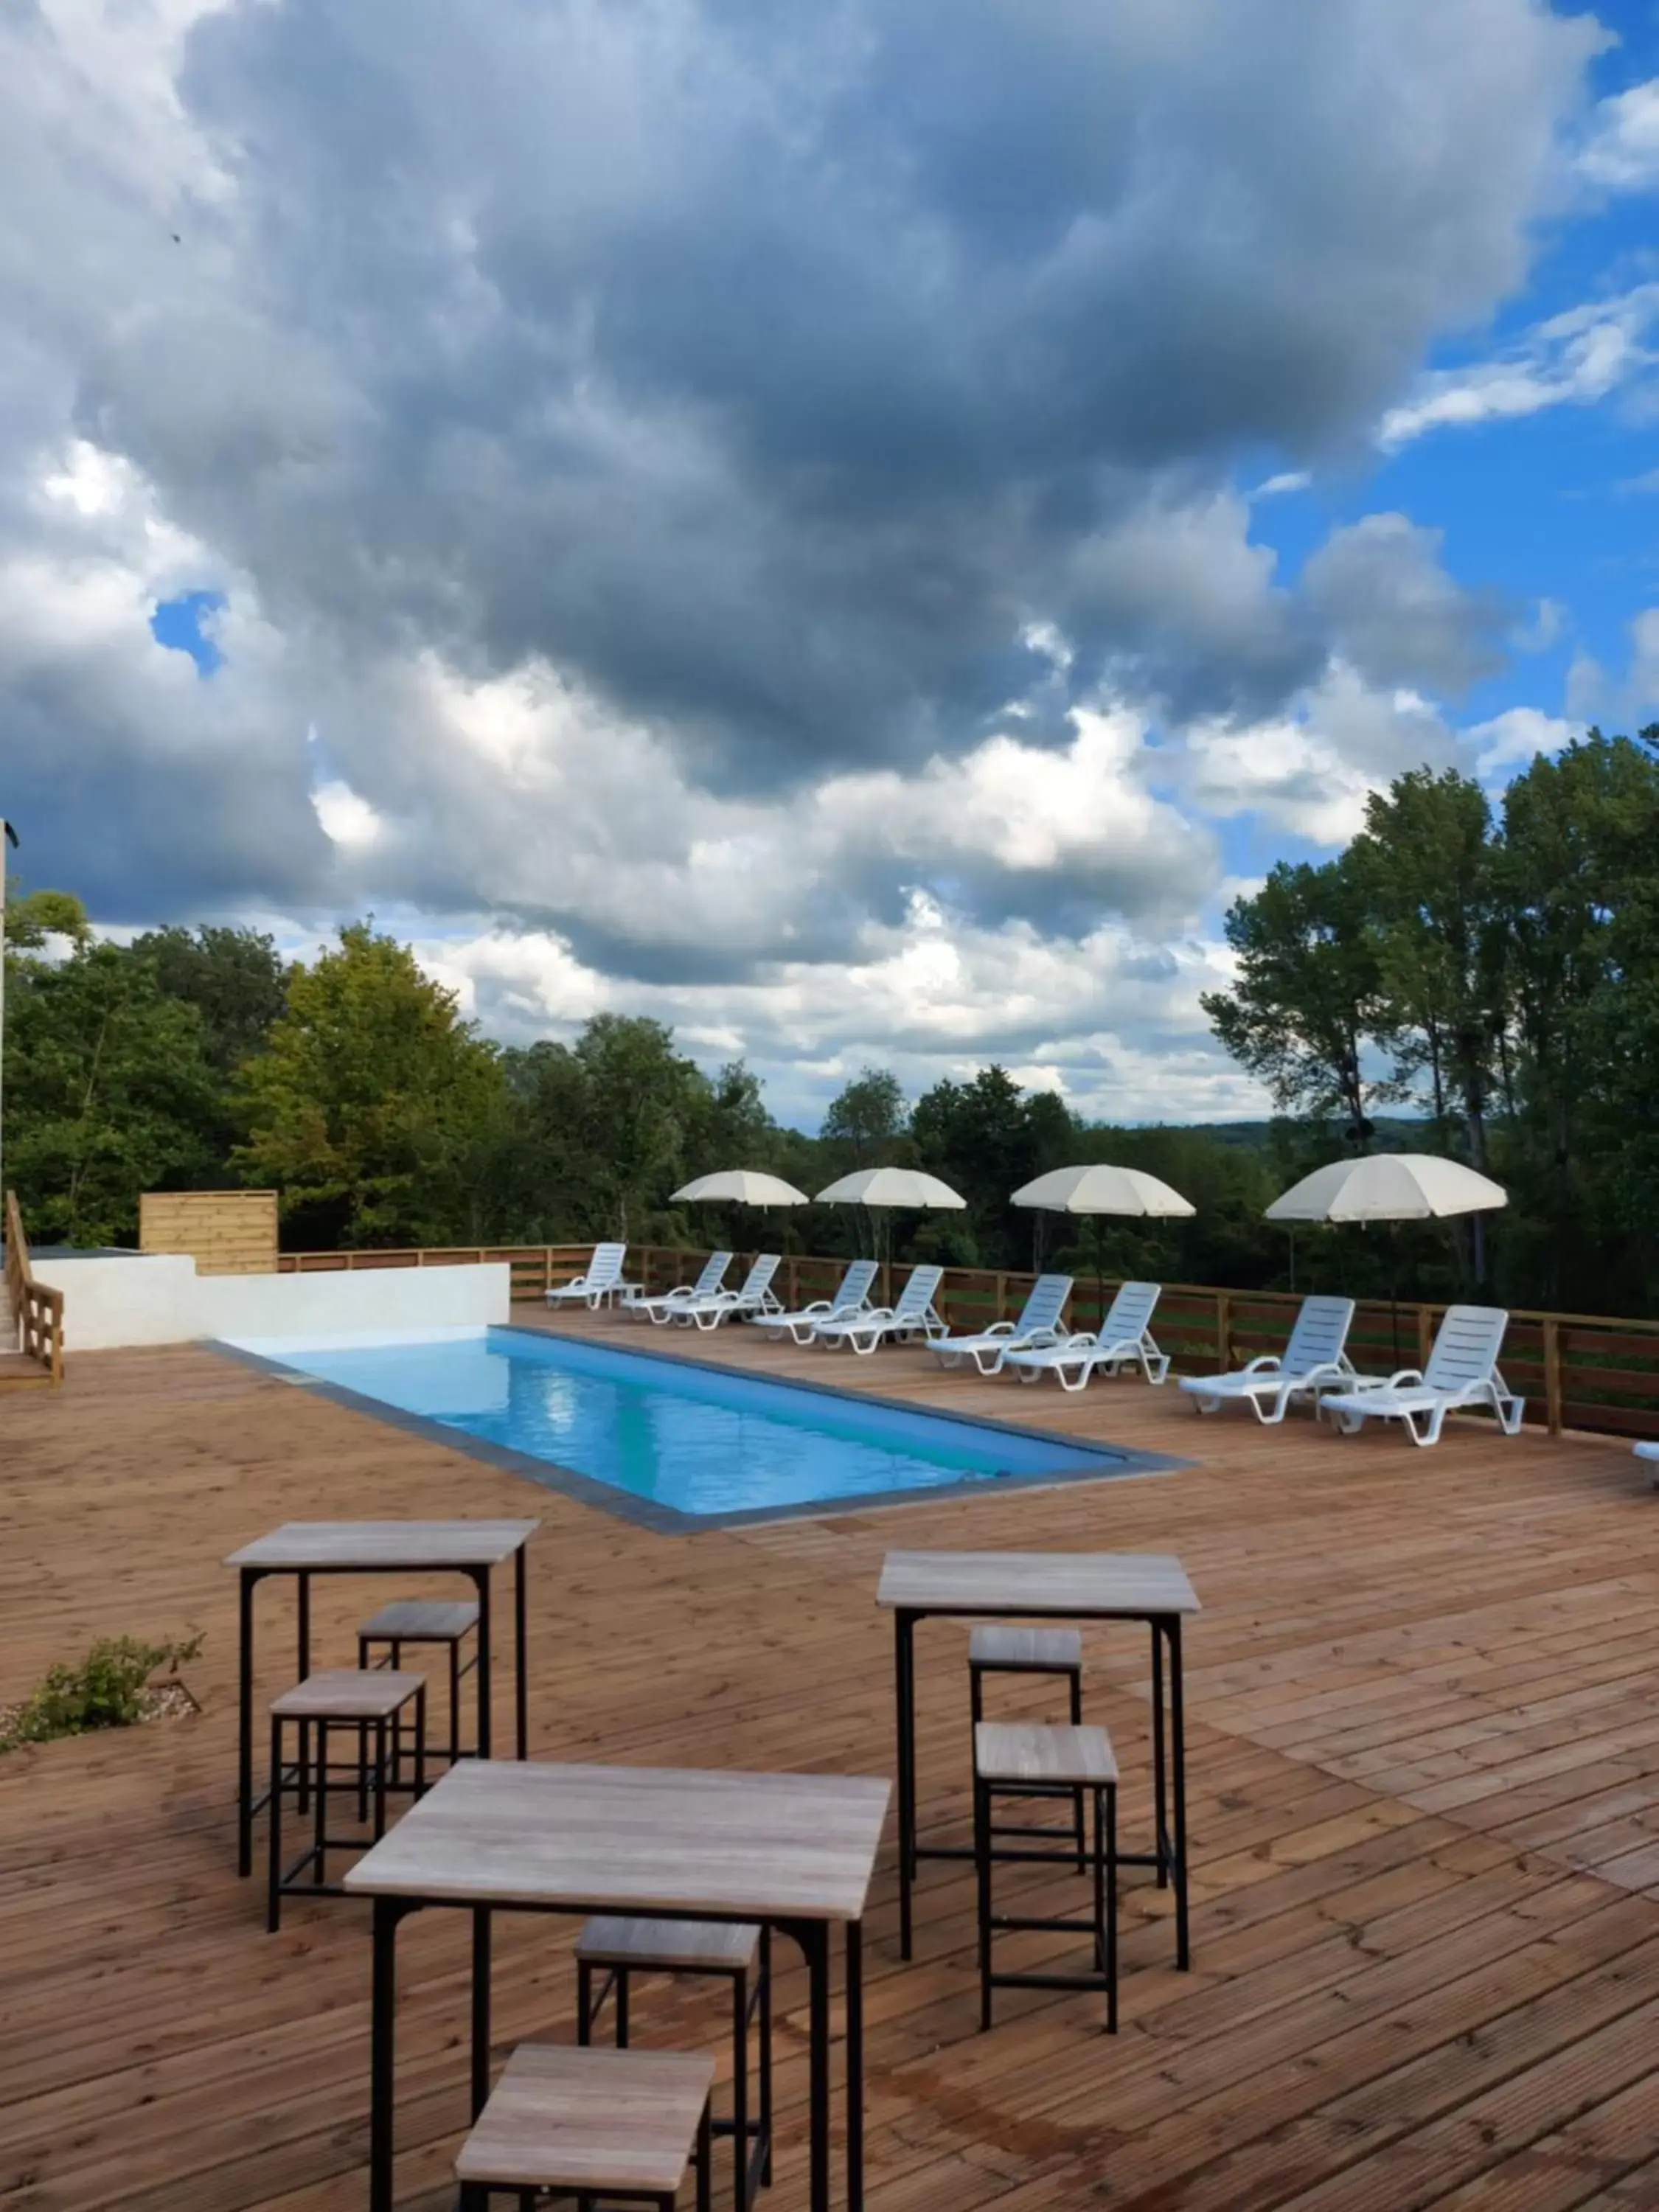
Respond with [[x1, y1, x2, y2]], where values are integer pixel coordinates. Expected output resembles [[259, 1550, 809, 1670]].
[[1265, 1155, 1507, 1224], [814, 1166, 967, 1209], [1012, 1163, 1196, 1218], [671, 1169, 812, 1207]]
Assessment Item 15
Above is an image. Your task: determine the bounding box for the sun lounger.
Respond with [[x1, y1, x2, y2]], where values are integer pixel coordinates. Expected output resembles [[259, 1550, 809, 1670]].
[[1004, 1281, 1166, 1391], [931, 1274, 1074, 1376], [630, 1251, 734, 1325], [809, 1265, 947, 1355], [546, 1242, 630, 1310], [678, 1253, 785, 1331], [1178, 1295, 1356, 1424], [1318, 1304, 1523, 1446], [755, 1259, 880, 1346]]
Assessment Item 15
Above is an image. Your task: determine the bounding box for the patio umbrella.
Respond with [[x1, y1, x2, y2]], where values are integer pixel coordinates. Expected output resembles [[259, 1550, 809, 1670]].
[[1265, 1153, 1508, 1355], [671, 1170, 811, 1207], [1012, 1163, 1195, 1313], [814, 1166, 966, 1295]]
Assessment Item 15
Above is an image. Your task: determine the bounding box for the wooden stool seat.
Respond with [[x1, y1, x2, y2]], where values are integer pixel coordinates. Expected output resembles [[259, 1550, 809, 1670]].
[[975, 1720, 1118, 1788], [970, 1625, 1082, 1672], [357, 1598, 479, 1642], [457, 2043, 714, 2199], [271, 1669, 425, 1722], [577, 1915, 761, 1974]]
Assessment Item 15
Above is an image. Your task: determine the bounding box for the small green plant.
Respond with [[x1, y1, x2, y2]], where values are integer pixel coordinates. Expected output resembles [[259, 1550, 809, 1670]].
[[0, 1630, 204, 1750]]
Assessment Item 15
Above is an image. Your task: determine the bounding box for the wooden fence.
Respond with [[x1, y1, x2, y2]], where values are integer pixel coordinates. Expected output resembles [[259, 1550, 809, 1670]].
[[5, 1189, 63, 1385], [140, 1189, 279, 1276], [271, 1240, 1659, 1444]]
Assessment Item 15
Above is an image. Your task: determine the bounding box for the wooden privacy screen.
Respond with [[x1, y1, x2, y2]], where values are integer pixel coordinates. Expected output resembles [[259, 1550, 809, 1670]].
[[140, 1191, 279, 1276]]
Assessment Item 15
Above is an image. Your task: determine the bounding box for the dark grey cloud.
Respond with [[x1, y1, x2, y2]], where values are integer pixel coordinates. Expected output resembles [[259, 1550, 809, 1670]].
[[1302, 514, 1514, 698], [0, 0, 1599, 963]]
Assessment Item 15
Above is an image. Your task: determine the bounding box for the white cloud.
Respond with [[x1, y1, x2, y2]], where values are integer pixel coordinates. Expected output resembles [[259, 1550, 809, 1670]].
[[1378, 285, 1659, 448], [1251, 471, 1312, 499], [1579, 78, 1659, 192], [1464, 705, 1578, 776], [311, 780, 383, 850]]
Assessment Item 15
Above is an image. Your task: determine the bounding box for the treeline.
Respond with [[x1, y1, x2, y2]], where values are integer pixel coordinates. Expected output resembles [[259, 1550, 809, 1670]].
[[1203, 727, 1659, 1316], [7, 901, 1287, 1287]]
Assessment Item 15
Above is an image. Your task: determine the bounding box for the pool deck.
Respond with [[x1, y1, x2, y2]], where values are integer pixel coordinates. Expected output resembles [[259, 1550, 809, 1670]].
[[4, 1304, 1659, 2209]]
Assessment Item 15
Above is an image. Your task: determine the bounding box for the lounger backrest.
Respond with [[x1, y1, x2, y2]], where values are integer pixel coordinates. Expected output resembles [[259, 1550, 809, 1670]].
[[1423, 1304, 1509, 1391], [585, 1242, 626, 1285], [1015, 1273, 1073, 1335], [1281, 1295, 1356, 1374], [892, 1264, 945, 1317], [734, 1253, 780, 1300], [688, 1251, 732, 1297], [832, 1258, 880, 1309], [1101, 1280, 1161, 1343]]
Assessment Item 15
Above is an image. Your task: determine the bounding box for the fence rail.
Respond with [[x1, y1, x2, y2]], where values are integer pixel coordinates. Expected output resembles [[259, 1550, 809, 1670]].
[[271, 1240, 1659, 1444], [5, 1189, 63, 1385]]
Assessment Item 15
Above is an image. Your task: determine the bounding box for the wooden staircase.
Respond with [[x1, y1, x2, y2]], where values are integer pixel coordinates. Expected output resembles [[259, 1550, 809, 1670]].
[[4, 1190, 63, 1387]]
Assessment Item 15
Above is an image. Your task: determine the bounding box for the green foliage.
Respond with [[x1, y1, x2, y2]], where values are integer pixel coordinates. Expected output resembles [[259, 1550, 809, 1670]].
[[911, 1066, 1074, 1268], [237, 923, 507, 1247], [129, 925, 289, 1077], [1, 1630, 204, 1751], [6, 941, 223, 1245], [7, 888, 90, 949]]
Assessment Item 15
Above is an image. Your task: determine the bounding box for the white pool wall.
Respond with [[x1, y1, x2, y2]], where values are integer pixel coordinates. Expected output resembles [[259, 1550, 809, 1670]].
[[29, 1253, 512, 1352]]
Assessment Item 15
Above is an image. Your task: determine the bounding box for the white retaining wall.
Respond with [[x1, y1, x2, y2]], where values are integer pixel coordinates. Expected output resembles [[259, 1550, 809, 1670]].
[[31, 1254, 512, 1352]]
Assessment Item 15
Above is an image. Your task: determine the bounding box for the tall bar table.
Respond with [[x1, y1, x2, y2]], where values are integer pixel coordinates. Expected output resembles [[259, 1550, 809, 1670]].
[[877, 1549, 1200, 1966], [226, 1520, 538, 1877], [346, 1759, 889, 2212]]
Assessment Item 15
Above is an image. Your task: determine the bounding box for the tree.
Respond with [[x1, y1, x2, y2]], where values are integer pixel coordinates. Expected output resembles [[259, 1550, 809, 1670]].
[[1202, 857, 1398, 1141], [911, 1065, 1075, 1267], [236, 923, 505, 1245], [5, 942, 220, 1245], [821, 1069, 906, 1169], [129, 925, 289, 1076]]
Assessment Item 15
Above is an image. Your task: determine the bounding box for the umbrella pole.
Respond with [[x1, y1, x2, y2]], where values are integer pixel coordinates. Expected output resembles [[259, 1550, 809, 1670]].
[[1094, 1216, 1105, 1328]]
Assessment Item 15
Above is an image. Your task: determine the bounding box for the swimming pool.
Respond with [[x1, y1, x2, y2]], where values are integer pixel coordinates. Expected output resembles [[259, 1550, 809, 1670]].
[[235, 1326, 1172, 1528]]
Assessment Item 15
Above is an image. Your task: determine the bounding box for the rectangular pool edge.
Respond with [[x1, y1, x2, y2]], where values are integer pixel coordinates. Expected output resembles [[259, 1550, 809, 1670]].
[[211, 1327, 1192, 1534]]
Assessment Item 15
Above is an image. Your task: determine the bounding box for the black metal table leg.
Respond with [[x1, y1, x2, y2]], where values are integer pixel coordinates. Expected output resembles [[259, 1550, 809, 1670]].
[[804, 1921, 830, 2212], [846, 1916, 864, 2212], [1151, 1619, 1167, 1890], [896, 1609, 917, 1959], [514, 1543, 529, 1759], [1171, 1615, 1189, 1969], [472, 1905, 493, 2118], [237, 1568, 256, 1877], [296, 1573, 313, 1816], [369, 1897, 405, 2212], [475, 1567, 493, 1759]]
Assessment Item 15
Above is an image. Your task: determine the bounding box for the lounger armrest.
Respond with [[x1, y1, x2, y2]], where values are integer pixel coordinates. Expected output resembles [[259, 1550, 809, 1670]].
[[978, 1321, 1016, 1339], [1346, 1368, 1424, 1393], [1242, 1354, 1283, 1374]]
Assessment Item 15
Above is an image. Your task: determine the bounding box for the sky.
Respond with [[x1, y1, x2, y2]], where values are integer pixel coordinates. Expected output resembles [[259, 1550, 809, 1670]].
[[5, 0, 1659, 1129]]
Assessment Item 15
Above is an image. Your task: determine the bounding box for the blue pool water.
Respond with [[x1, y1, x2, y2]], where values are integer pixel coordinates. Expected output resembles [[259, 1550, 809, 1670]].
[[251, 1326, 1132, 1519]]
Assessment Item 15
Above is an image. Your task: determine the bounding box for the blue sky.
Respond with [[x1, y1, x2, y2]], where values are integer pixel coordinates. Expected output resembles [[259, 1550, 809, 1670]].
[[6, 0, 1659, 1124]]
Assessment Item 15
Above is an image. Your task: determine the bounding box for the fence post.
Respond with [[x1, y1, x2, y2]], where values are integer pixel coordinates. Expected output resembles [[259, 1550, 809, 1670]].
[[1216, 1291, 1231, 1370], [995, 1273, 1009, 1322], [787, 1256, 799, 1307], [1417, 1305, 1433, 1368], [1543, 1317, 1562, 1436]]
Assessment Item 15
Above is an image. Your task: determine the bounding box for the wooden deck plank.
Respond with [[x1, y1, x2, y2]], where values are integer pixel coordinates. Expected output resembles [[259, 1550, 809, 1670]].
[[1, 1306, 1658, 2209]]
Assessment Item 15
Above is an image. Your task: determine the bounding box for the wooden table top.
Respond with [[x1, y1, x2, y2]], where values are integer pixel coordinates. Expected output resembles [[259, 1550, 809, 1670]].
[[876, 1548, 1200, 1616], [226, 1520, 540, 1570], [344, 1759, 891, 1921]]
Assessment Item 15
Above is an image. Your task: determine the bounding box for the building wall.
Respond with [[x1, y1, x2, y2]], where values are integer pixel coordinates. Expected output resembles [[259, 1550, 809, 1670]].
[[139, 1191, 279, 1276], [32, 1254, 511, 1351]]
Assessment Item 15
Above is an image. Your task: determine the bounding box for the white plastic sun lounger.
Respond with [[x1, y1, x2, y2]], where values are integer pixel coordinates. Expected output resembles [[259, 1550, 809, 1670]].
[[679, 1253, 785, 1331], [1178, 1295, 1357, 1424], [631, 1251, 733, 1325], [546, 1241, 630, 1309], [757, 1258, 880, 1346], [1635, 1441, 1659, 1485], [931, 1273, 1074, 1376], [1318, 1304, 1523, 1447], [1004, 1281, 1167, 1391], [809, 1264, 947, 1356]]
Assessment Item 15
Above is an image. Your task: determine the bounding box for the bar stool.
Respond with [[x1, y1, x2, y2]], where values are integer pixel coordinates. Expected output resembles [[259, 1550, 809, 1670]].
[[973, 1719, 1117, 2032], [969, 1624, 1086, 1868], [357, 1597, 479, 1770], [456, 2043, 714, 2211], [267, 1669, 425, 1933], [577, 1916, 771, 2208]]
